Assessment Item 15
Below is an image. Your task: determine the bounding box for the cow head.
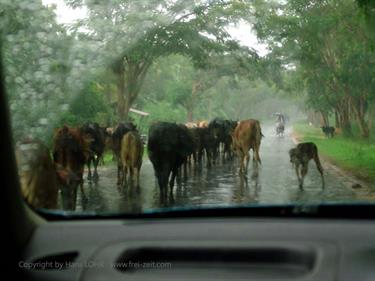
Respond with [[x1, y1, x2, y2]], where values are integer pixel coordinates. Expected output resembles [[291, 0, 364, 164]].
[[209, 119, 225, 141], [102, 127, 113, 150]]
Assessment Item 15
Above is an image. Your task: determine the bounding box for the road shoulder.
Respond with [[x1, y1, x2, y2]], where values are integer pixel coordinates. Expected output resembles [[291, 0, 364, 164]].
[[290, 131, 375, 201]]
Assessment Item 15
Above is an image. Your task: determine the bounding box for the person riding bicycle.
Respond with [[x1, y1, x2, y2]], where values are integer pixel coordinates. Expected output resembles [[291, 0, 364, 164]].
[[274, 113, 286, 125], [273, 113, 285, 136]]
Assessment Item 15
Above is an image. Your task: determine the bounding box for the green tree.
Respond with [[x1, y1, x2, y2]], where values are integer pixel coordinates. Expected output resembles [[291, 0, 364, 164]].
[[254, 0, 375, 138], [67, 0, 257, 121], [1, 0, 73, 141]]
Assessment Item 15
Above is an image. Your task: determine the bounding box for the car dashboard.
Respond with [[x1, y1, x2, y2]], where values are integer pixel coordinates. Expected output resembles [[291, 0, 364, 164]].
[[21, 217, 375, 281]]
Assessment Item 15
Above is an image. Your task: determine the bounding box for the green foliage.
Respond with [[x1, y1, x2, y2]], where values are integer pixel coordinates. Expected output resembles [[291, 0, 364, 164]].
[[357, 0, 375, 27], [133, 102, 185, 134], [139, 55, 195, 107], [66, 0, 263, 121], [1, 0, 72, 142], [57, 82, 111, 127], [1, 0, 102, 143], [254, 0, 375, 138]]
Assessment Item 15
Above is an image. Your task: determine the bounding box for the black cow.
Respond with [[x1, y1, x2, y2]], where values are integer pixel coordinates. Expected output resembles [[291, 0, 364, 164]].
[[208, 118, 227, 162], [200, 127, 217, 167], [112, 122, 137, 185], [147, 122, 194, 199], [223, 120, 238, 159], [80, 122, 106, 181], [189, 127, 202, 164], [189, 127, 216, 167], [321, 126, 335, 138]]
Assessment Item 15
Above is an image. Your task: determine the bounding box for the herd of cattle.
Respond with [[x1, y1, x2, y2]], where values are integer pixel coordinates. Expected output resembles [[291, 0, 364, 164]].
[[148, 119, 262, 199], [16, 117, 325, 211], [16, 118, 265, 210]]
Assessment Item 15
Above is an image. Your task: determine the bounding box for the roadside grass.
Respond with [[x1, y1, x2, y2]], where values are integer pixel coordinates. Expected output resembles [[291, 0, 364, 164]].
[[102, 152, 115, 165], [293, 123, 375, 183], [101, 145, 148, 166]]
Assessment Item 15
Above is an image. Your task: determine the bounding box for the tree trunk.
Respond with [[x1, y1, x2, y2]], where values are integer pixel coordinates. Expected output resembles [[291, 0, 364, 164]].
[[337, 104, 352, 136], [123, 92, 132, 122], [351, 97, 370, 138], [368, 102, 375, 131], [319, 111, 329, 126], [115, 58, 151, 122], [116, 69, 126, 121], [334, 109, 340, 128], [187, 80, 199, 122], [312, 111, 321, 127], [187, 108, 193, 122], [356, 114, 370, 138]]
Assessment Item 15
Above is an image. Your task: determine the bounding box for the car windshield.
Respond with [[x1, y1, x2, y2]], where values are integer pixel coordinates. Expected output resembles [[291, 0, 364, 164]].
[[2, 0, 375, 216]]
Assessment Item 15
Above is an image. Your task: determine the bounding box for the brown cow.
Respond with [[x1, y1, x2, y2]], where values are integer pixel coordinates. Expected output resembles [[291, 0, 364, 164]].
[[231, 119, 262, 175], [112, 122, 137, 185], [53, 125, 90, 210], [16, 140, 59, 209], [120, 131, 144, 188]]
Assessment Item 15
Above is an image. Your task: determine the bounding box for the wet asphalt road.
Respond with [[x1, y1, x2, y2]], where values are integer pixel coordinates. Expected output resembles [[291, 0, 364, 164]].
[[75, 125, 367, 213]]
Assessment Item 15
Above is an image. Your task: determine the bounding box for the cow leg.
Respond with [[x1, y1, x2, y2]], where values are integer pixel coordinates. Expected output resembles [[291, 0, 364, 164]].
[[215, 144, 220, 163], [136, 167, 141, 188], [244, 151, 250, 175], [130, 167, 135, 188], [122, 165, 131, 187], [156, 164, 170, 201], [169, 167, 178, 195], [239, 151, 245, 175], [206, 149, 211, 168], [211, 146, 216, 164], [157, 175, 166, 200], [78, 177, 87, 209], [79, 182, 85, 198], [294, 164, 301, 188], [183, 159, 188, 181], [313, 155, 325, 189], [93, 155, 100, 180], [225, 142, 232, 160], [61, 187, 75, 210], [255, 146, 261, 165], [87, 159, 92, 181], [211, 145, 217, 164], [117, 161, 122, 186], [198, 149, 203, 165], [72, 187, 78, 211], [300, 163, 308, 190]]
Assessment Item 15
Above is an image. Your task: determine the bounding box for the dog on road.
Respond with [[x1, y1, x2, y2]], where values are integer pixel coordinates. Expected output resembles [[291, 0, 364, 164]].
[[289, 142, 325, 190]]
